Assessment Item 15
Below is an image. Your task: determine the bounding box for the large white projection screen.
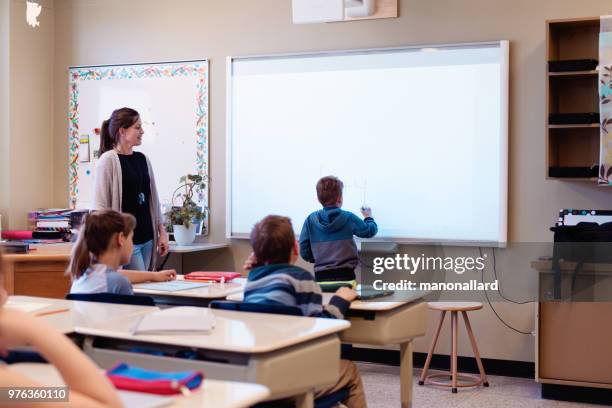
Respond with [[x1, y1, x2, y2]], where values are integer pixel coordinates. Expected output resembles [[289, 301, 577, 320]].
[[227, 42, 508, 245]]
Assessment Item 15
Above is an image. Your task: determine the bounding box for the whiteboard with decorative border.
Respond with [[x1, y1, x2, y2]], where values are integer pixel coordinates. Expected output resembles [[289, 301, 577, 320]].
[[67, 60, 209, 234]]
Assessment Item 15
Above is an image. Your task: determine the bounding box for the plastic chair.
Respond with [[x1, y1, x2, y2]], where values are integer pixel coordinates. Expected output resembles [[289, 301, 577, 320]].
[[66, 292, 155, 306]]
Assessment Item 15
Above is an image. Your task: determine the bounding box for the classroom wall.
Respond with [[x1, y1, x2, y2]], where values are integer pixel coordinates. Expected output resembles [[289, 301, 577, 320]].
[[0, 0, 10, 227], [3, 0, 55, 229], [48, 0, 612, 362]]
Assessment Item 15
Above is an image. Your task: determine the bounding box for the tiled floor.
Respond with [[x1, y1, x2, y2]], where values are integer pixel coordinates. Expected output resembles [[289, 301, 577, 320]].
[[358, 363, 603, 408]]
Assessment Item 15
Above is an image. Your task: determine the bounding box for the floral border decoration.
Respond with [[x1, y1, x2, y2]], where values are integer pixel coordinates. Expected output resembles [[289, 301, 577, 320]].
[[67, 62, 209, 207]]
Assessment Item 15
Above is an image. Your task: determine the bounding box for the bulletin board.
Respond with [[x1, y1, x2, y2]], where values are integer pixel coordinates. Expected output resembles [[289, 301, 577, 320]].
[[67, 60, 209, 232]]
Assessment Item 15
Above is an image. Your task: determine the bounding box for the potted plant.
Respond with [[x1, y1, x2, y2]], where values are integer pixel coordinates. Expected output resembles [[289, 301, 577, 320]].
[[165, 174, 207, 245]]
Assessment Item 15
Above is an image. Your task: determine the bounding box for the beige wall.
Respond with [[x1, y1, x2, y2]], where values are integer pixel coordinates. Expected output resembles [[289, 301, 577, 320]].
[[4, 0, 55, 229], [0, 0, 10, 228], [43, 0, 612, 362]]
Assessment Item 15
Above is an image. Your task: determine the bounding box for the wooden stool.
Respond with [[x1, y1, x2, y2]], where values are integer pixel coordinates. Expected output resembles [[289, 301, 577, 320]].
[[418, 302, 489, 393]]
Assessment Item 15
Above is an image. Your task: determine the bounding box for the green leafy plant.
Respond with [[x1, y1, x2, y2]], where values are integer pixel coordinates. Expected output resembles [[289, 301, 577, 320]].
[[165, 174, 207, 229]]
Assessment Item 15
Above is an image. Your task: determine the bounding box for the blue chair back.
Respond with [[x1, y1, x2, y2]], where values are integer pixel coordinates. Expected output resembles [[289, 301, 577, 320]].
[[0, 351, 47, 364], [209, 300, 302, 316], [66, 292, 155, 306]]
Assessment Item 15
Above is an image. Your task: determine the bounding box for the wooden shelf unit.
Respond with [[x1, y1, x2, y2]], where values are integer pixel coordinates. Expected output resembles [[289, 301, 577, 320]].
[[548, 70, 598, 77], [548, 124, 599, 129], [546, 18, 601, 179]]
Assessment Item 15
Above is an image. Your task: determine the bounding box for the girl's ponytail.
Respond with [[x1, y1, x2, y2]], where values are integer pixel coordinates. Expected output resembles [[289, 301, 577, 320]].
[[66, 220, 92, 280]]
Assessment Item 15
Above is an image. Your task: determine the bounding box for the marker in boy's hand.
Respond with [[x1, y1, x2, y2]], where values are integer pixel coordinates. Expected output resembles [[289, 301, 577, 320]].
[[335, 286, 358, 302], [360, 205, 372, 218]]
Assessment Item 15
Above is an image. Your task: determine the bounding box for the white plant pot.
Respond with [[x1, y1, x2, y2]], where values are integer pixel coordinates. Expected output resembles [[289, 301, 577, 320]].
[[173, 224, 197, 245]]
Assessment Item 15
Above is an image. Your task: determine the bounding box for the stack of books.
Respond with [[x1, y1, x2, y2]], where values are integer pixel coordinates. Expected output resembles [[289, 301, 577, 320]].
[[31, 209, 73, 233]]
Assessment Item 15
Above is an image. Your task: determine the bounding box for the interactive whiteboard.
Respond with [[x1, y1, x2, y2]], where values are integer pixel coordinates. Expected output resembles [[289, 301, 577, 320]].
[[227, 42, 508, 244]]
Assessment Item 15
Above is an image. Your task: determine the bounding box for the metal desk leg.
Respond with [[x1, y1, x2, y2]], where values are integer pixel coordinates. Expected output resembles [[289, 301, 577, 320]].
[[400, 340, 414, 408], [295, 391, 314, 408]]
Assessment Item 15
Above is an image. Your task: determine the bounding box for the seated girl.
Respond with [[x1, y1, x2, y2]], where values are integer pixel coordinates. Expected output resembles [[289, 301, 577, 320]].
[[0, 250, 124, 407], [68, 210, 175, 295]]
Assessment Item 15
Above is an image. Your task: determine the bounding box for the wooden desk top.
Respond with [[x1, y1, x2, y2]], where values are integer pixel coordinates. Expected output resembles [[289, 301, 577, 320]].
[[3, 243, 72, 262], [9, 363, 270, 408], [168, 242, 229, 253], [6, 296, 158, 334], [75, 308, 350, 354], [227, 288, 429, 312], [3, 241, 229, 261], [133, 276, 246, 299], [532, 259, 612, 274]]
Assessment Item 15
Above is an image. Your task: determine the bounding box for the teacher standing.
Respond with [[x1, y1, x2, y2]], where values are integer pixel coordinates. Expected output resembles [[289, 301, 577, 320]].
[[93, 107, 169, 271]]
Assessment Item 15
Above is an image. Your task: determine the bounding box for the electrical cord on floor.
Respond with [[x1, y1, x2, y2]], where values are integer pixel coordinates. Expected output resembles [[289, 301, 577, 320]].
[[479, 247, 533, 335]]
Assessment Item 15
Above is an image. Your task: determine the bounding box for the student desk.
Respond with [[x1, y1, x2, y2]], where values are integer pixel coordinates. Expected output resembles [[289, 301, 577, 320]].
[[73, 308, 349, 408], [5, 295, 158, 334], [2, 243, 72, 298], [9, 363, 271, 408], [133, 275, 246, 306], [227, 290, 428, 408]]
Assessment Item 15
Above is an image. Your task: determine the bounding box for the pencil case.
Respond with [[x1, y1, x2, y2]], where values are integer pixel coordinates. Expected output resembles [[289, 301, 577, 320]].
[[318, 280, 357, 292], [106, 363, 204, 395], [184, 271, 242, 283]]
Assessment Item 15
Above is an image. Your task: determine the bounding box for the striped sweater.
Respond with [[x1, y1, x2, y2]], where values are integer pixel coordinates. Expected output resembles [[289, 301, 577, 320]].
[[244, 264, 350, 319]]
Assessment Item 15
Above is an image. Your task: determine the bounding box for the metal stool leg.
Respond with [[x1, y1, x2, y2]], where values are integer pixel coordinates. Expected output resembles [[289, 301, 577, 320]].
[[451, 311, 458, 393], [462, 311, 489, 387], [419, 310, 446, 385]]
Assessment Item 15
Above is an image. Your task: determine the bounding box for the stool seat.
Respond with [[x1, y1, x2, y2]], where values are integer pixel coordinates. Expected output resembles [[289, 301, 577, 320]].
[[428, 301, 483, 312]]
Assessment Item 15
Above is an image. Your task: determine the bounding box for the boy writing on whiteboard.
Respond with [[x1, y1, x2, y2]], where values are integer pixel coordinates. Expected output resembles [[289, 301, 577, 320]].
[[299, 176, 378, 282]]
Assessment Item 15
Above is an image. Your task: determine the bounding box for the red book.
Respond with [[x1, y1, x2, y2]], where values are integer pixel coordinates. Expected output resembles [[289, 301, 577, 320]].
[[184, 271, 242, 283]]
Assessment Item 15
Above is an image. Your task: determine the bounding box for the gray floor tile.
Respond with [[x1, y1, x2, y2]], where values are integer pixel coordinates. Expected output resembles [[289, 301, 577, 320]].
[[357, 362, 604, 408]]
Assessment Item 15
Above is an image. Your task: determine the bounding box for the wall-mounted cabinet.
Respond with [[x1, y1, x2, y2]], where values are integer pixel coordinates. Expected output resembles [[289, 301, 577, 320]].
[[546, 18, 600, 180]]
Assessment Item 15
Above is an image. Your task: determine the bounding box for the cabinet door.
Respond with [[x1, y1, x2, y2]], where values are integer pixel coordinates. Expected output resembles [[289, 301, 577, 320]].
[[539, 302, 612, 384]]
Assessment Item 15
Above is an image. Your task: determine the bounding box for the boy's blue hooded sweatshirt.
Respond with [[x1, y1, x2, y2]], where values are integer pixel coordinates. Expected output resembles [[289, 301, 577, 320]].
[[299, 207, 378, 273]]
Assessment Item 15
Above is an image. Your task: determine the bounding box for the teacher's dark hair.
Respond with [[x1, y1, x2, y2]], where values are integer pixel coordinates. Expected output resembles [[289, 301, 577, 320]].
[[99, 107, 140, 155]]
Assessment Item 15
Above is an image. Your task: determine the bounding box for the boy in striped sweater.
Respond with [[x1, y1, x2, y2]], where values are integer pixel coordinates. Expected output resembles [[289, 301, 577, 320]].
[[243, 215, 367, 407]]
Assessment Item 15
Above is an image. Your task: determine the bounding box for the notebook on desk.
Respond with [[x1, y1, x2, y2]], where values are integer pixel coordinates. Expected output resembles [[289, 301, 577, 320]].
[[134, 281, 209, 292], [132, 307, 216, 335]]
